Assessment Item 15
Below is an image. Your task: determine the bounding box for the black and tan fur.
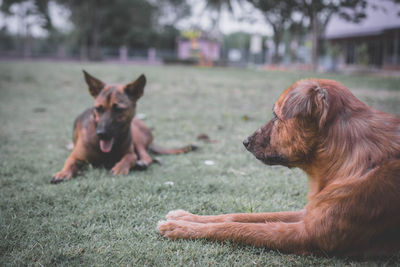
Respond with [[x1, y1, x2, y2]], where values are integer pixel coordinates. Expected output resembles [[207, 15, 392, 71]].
[[51, 71, 195, 183]]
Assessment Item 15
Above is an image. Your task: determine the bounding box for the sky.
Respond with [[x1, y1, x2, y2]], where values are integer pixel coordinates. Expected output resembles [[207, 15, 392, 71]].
[[0, 0, 272, 37], [325, 0, 400, 38], [177, 0, 272, 35]]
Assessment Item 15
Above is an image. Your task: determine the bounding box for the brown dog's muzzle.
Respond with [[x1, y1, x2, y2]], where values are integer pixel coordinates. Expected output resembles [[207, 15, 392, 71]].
[[243, 121, 289, 166], [242, 137, 250, 148], [243, 124, 269, 158]]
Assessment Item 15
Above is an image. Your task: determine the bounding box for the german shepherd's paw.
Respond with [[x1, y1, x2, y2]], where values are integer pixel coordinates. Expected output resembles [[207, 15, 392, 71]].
[[51, 171, 73, 184], [110, 164, 130, 176], [134, 160, 150, 170]]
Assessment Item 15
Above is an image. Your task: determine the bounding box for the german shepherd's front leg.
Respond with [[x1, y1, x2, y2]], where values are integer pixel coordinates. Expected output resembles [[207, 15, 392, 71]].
[[110, 146, 138, 175], [131, 119, 153, 169], [51, 153, 83, 183], [158, 220, 311, 254], [165, 209, 305, 223]]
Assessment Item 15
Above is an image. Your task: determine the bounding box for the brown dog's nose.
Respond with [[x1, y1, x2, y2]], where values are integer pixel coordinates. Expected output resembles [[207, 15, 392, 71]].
[[243, 137, 250, 148]]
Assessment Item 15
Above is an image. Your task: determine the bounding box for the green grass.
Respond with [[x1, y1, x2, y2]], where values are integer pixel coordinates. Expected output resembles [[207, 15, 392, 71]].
[[1, 61, 399, 266]]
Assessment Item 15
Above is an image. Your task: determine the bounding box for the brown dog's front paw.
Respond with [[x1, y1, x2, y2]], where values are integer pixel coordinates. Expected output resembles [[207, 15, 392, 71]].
[[157, 220, 203, 240], [166, 209, 197, 221], [51, 171, 73, 184]]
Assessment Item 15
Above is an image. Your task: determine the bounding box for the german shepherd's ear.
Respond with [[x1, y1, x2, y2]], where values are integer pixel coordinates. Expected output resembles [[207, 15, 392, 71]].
[[83, 70, 105, 97], [124, 74, 146, 101]]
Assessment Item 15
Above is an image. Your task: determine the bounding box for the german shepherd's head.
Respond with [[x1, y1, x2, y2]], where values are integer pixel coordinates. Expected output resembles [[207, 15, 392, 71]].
[[83, 70, 146, 153]]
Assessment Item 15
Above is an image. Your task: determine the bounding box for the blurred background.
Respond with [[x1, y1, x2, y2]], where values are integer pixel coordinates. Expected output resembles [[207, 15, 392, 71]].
[[1, 2, 400, 265], [0, 0, 399, 73]]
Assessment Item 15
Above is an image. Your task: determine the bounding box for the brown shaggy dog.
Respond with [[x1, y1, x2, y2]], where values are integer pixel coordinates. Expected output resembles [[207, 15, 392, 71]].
[[158, 79, 400, 257]]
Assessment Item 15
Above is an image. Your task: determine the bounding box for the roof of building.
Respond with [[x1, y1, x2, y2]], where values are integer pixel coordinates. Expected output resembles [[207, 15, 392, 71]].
[[325, 0, 400, 39]]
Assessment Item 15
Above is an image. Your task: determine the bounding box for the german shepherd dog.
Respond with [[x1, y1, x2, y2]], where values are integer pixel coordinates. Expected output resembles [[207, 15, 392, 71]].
[[51, 71, 196, 183], [158, 79, 400, 257]]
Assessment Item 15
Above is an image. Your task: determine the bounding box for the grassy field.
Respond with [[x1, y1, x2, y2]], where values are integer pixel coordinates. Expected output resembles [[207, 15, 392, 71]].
[[1, 61, 400, 266]]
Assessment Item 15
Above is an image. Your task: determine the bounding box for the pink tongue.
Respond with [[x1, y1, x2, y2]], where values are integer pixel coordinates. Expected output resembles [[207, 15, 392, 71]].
[[99, 138, 114, 153]]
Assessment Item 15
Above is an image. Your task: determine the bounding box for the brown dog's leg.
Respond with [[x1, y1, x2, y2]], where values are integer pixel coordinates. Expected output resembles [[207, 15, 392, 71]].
[[165, 209, 305, 223], [158, 220, 310, 253], [110, 147, 138, 175]]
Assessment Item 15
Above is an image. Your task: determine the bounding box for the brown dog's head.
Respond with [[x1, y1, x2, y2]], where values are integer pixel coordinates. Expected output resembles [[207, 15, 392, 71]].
[[243, 79, 361, 168], [83, 70, 146, 153]]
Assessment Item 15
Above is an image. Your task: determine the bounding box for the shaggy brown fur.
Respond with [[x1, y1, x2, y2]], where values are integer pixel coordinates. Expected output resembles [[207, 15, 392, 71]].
[[158, 79, 400, 257]]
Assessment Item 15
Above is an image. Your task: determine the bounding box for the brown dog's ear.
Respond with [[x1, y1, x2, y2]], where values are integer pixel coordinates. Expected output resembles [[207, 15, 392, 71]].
[[311, 86, 329, 129], [124, 74, 146, 101], [283, 83, 329, 129], [83, 70, 105, 97]]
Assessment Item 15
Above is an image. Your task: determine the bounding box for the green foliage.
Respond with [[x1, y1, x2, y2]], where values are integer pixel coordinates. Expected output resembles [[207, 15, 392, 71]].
[[1, 62, 400, 265], [0, 0, 190, 58], [153, 25, 181, 50], [0, 27, 15, 50], [205, 0, 235, 12], [356, 43, 369, 66], [1, 0, 52, 30], [243, 0, 368, 67], [328, 43, 341, 59], [246, 0, 298, 63], [97, 0, 156, 48], [57, 0, 191, 50], [223, 31, 251, 50]]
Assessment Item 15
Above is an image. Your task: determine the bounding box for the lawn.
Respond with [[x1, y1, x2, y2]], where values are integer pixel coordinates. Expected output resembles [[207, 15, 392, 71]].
[[1, 61, 400, 266]]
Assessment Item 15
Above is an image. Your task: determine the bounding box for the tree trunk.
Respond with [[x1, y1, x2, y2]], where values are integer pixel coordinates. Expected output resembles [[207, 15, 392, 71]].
[[23, 24, 32, 59], [311, 9, 319, 71], [272, 29, 281, 65], [90, 4, 101, 61], [288, 28, 296, 64], [80, 40, 88, 61]]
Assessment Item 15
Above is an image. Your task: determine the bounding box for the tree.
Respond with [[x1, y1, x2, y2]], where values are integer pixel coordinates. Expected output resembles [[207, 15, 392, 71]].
[[0, 26, 16, 51], [287, 20, 307, 63], [57, 0, 190, 60], [98, 0, 156, 49], [1, 0, 52, 30], [1, 0, 52, 57], [245, 0, 367, 69], [247, 0, 297, 64], [204, 0, 297, 64], [153, 0, 191, 26], [298, 0, 367, 71], [55, 0, 129, 60], [203, 0, 236, 31], [224, 31, 251, 50]]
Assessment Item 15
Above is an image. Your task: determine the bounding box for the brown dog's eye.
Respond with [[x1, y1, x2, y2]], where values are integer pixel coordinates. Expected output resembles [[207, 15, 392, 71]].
[[113, 104, 125, 113], [95, 106, 104, 113]]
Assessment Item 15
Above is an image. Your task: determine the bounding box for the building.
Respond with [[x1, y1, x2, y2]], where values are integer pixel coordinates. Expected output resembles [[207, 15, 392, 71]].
[[325, 0, 400, 69], [177, 33, 221, 63]]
